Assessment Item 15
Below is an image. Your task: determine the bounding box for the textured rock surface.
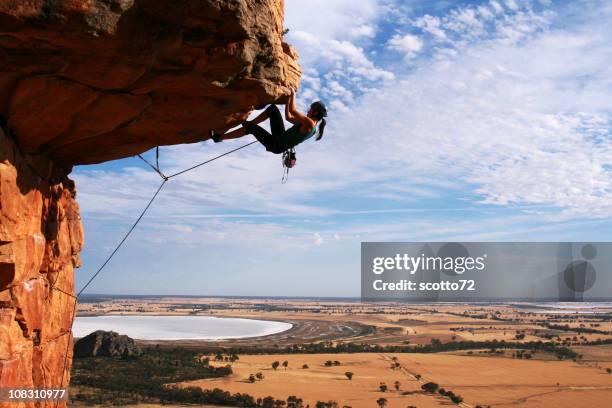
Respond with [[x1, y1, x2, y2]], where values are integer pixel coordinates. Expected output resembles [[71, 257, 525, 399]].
[[74, 330, 142, 358], [0, 0, 300, 165], [0, 1, 298, 403], [0, 127, 81, 407]]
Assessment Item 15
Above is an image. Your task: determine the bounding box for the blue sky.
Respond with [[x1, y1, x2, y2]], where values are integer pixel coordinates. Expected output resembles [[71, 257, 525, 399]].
[[73, 0, 612, 296]]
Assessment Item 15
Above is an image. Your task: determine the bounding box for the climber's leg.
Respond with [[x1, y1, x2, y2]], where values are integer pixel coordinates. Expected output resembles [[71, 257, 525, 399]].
[[247, 108, 270, 126], [214, 126, 247, 141], [248, 105, 285, 153], [263, 104, 286, 137], [210, 104, 284, 145], [243, 104, 285, 134], [246, 123, 284, 154]]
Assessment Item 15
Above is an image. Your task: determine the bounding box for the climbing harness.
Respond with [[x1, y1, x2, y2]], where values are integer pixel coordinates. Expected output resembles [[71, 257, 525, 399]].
[[56, 138, 259, 403], [281, 147, 296, 184]]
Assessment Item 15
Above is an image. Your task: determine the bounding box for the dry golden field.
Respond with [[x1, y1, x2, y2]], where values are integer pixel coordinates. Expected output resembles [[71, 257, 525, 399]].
[[180, 352, 612, 408], [74, 298, 612, 407], [182, 353, 437, 408]]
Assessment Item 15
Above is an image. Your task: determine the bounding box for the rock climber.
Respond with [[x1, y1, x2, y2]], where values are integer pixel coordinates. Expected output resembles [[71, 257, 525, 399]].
[[208, 88, 327, 155]]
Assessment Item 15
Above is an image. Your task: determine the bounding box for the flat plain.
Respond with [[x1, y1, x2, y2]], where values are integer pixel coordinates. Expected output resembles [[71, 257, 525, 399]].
[[178, 352, 612, 408], [74, 298, 612, 407]]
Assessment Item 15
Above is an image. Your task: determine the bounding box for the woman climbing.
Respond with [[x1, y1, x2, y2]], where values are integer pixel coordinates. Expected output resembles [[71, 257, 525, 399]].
[[209, 88, 327, 154]]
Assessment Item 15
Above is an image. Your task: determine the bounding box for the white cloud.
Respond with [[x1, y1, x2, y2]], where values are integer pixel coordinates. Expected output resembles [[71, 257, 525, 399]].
[[329, 99, 349, 113], [327, 80, 353, 100], [452, 8, 483, 31], [324, 40, 371, 66], [284, 0, 380, 42], [413, 15, 447, 40], [387, 33, 423, 57], [327, 1, 612, 220], [347, 66, 395, 82], [285, 1, 393, 111], [505, 0, 520, 11], [350, 24, 376, 38], [288, 33, 394, 107], [490, 0, 504, 14], [476, 5, 495, 20], [412, 0, 551, 46], [289, 30, 318, 46]]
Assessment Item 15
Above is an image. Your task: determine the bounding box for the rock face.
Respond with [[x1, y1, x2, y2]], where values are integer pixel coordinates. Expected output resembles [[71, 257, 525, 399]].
[[74, 330, 142, 358], [0, 127, 83, 405], [0, 0, 300, 165], [0, 1, 299, 405]]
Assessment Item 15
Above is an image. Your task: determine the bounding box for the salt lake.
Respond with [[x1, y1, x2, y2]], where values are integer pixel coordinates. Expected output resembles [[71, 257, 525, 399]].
[[73, 315, 292, 340]]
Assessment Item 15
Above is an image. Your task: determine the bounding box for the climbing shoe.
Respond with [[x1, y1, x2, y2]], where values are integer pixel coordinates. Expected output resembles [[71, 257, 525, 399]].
[[208, 130, 222, 143]]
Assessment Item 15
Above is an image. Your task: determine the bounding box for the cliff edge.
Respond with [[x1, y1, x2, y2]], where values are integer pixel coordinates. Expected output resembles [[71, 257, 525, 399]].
[[0, 1, 300, 404]]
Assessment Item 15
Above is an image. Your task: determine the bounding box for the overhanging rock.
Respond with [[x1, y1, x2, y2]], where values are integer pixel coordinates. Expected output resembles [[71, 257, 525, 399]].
[[0, 0, 300, 166]]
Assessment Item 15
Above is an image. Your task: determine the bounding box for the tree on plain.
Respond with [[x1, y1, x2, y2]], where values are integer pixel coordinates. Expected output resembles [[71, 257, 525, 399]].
[[287, 396, 303, 408], [421, 382, 439, 393]]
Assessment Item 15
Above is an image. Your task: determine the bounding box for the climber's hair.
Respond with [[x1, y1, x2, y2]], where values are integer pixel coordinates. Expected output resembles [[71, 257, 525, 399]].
[[316, 118, 326, 141], [309, 101, 328, 141]]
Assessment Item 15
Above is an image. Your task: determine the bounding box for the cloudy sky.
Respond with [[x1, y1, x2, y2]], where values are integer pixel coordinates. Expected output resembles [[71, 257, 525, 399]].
[[73, 0, 612, 296]]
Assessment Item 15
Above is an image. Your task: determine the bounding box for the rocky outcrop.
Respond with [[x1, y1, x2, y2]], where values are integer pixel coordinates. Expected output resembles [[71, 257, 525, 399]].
[[0, 0, 300, 165], [74, 330, 142, 358], [0, 0, 299, 405], [0, 127, 83, 406]]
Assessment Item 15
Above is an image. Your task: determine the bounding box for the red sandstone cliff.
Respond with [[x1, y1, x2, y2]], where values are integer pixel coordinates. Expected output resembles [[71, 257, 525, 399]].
[[0, 128, 81, 407], [0, 0, 300, 405]]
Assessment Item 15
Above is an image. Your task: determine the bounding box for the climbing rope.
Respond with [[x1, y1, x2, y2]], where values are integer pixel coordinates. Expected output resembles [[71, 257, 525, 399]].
[[77, 179, 168, 297], [165, 140, 258, 179], [137, 150, 168, 180], [55, 139, 258, 404]]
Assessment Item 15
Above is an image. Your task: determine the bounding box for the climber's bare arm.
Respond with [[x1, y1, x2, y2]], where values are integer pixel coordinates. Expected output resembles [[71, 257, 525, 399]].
[[284, 94, 295, 122], [285, 88, 315, 129]]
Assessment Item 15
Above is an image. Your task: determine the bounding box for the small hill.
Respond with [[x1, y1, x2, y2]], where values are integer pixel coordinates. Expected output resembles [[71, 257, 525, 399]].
[[74, 330, 142, 358]]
